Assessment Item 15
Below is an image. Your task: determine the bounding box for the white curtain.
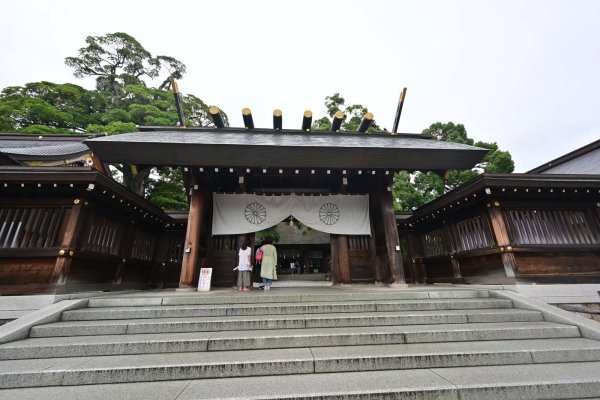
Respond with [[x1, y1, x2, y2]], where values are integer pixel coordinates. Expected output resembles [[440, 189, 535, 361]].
[[212, 193, 370, 236]]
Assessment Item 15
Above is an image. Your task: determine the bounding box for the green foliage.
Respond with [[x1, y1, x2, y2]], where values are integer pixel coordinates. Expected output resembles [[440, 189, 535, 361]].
[[146, 168, 188, 211], [393, 121, 515, 211], [255, 226, 281, 244], [64, 32, 185, 99], [0, 31, 221, 207], [312, 93, 382, 132], [0, 81, 106, 132]]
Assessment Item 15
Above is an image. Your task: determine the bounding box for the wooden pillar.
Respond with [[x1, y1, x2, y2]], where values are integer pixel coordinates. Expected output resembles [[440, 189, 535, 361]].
[[113, 221, 136, 284], [338, 235, 351, 283], [50, 199, 87, 286], [407, 233, 426, 284], [378, 176, 405, 285], [369, 218, 382, 283], [442, 223, 463, 282], [488, 202, 517, 278], [179, 183, 206, 289], [330, 235, 340, 284]]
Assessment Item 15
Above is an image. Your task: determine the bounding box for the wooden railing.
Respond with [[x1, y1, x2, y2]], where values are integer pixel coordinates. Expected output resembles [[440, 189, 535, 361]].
[[505, 208, 599, 245], [421, 213, 497, 258], [449, 213, 496, 252], [422, 228, 445, 257], [129, 229, 157, 261], [213, 235, 236, 251], [0, 207, 64, 249], [349, 235, 370, 250], [80, 213, 124, 255]]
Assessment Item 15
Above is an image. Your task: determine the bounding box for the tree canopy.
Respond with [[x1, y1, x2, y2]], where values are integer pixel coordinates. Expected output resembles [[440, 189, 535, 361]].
[[0, 32, 225, 210], [393, 121, 515, 211], [311, 94, 514, 212], [311, 93, 383, 132]]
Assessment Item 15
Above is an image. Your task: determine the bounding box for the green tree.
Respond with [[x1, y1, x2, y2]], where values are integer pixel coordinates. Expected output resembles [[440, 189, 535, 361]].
[[146, 168, 188, 210], [0, 82, 106, 133], [393, 122, 515, 211], [65, 32, 185, 102], [312, 93, 382, 132]]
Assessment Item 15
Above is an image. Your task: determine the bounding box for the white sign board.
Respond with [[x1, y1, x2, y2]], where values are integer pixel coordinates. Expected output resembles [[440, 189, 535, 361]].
[[198, 268, 213, 291]]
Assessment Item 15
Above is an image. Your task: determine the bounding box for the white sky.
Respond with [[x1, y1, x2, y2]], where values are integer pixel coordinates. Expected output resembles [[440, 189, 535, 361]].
[[1, 0, 599, 172]]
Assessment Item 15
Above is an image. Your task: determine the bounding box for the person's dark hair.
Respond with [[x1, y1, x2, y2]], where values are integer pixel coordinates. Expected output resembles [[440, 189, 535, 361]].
[[264, 236, 273, 245], [241, 238, 250, 250]]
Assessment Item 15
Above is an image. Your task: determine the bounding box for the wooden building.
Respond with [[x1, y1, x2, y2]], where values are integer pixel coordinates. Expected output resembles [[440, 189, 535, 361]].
[[399, 173, 600, 285], [84, 124, 488, 289], [0, 166, 186, 294]]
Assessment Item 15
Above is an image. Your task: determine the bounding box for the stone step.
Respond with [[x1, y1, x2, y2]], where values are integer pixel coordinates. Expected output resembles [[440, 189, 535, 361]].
[[63, 297, 512, 321], [2, 361, 600, 399], [0, 340, 599, 389], [34, 309, 542, 337], [1, 321, 580, 359], [86, 289, 490, 308]]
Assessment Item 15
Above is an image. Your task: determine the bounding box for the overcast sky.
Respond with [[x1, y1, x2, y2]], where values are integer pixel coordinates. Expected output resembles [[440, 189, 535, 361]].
[[1, 0, 599, 172]]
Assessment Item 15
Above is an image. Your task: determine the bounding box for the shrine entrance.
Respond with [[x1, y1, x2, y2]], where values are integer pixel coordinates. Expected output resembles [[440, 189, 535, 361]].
[[85, 122, 488, 289]]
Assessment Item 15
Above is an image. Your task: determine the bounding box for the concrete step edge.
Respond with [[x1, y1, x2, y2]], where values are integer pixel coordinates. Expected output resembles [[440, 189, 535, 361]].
[[63, 298, 514, 320], [86, 290, 491, 308], [2, 339, 600, 388], [32, 310, 545, 337], [1, 322, 581, 359]]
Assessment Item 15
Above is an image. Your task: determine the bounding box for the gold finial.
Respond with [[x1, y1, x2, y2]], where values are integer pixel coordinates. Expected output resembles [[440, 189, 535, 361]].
[[73, 199, 80, 205]]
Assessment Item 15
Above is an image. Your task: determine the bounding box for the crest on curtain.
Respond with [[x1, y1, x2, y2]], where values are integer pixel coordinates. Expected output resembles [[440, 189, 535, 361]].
[[212, 193, 370, 236]]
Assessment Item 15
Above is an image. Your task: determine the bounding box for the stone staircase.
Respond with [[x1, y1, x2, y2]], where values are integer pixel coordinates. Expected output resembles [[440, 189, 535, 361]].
[[1, 287, 600, 399]]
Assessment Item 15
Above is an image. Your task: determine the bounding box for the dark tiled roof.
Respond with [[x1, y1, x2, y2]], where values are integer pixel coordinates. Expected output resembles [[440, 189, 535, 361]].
[[0, 135, 92, 160], [528, 139, 600, 174], [539, 148, 600, 175], [86, 129, 488, 170]]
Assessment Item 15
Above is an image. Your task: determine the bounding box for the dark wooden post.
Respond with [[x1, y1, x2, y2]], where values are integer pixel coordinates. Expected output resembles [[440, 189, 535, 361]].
[[337, 235, 351, 283], [330, 235, 340, 284], [179, 181, 206, 289], [487, 201, 517, 278], [113, 221, 136, 285], [50, 199, 87, 286], [442, 222, 463, 282], [378, 176, 405, 285], [369, 218, 381, 283], [407, 233, 426, 284]]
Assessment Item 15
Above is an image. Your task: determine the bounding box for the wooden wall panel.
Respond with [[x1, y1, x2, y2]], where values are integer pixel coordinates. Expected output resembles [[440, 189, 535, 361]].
[[516, 253, 600, 276], [0, 258, 55, 287], [424, 258, 454, 282], [349, 249, 374, 283]]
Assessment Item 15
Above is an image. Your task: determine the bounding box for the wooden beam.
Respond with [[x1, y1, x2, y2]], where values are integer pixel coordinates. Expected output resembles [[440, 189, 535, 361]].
[[90, 154, 108, 175], [273, 109, 282, 130], [50, 199, 87, 286], [179, 179, 206, 288], [170, 77, 186, 127], [331, 111, 344, 132], [242, 108, 254, 129], [330, 235, 339, 284], [357, 112, 374, 133], [378, 176, 405, 284], [391, 87, 407, 134], [301, 110, 312, 131], [338, 235, 351, 283], [488, 201, 517, 278], [209, 106, 225, 128], [442, 223, 463, 282]]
